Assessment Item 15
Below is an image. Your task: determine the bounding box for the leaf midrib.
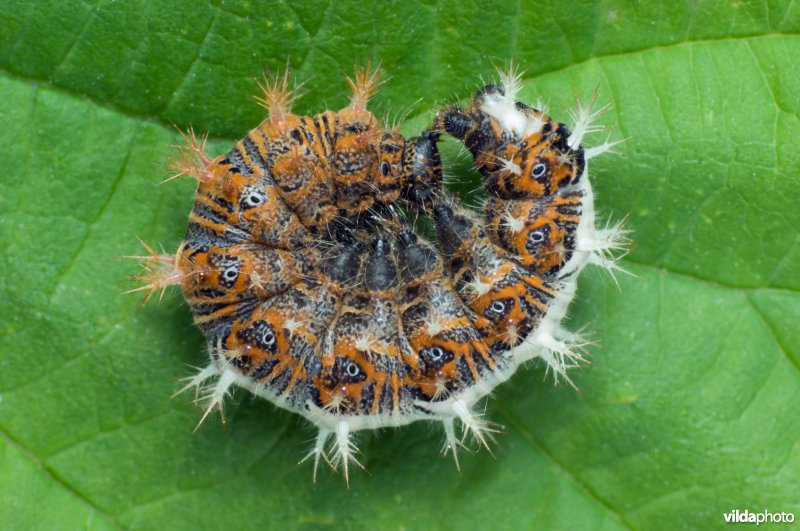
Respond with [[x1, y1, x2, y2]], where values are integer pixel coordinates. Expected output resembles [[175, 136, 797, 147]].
[[1, 32, 797, 144]]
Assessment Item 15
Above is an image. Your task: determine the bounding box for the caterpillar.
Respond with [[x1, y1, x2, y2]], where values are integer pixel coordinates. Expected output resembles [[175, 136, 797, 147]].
[[127, 63, 629, 484]]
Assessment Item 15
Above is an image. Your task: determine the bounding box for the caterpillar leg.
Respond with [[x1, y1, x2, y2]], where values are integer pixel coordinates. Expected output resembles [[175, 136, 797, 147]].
[[452, 400, 499, 455], [480, 64, 530, 135], [193, 365, 238, 431], [441, 416, 466, 471], [567, 91, 609, 150], [161, 126, 213, 185], [172, 362, 220, 400], [495, 63, 523, 104], [585, 136, 627, 160], [299, 428, 333, 485], [330, 420, 363, 487], [122, 239, 185, 303], [254, 63, 306, 120], [524, 329, 591, 387], [346, 62, 385, 111], [567, 92, 627, 160], [579, 216, 634, 286]]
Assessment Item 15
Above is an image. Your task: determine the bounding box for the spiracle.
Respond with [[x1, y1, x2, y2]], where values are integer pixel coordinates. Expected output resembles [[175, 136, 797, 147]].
[[128, 64, 630, 484]]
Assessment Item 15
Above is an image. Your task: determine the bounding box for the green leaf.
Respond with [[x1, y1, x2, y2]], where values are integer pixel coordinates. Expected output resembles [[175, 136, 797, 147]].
[[2, 1, 798, 529]]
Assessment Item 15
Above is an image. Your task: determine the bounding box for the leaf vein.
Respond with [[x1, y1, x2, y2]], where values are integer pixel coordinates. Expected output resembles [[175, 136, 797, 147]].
[[493, 403, 634, 530], [46, 123, 140, 300], [743, 293, 800, 376], [0, 425, 125, 530]]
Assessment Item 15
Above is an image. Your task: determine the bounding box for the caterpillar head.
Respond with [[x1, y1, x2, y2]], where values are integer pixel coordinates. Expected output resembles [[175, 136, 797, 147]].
[[400, 130, 442, 209]]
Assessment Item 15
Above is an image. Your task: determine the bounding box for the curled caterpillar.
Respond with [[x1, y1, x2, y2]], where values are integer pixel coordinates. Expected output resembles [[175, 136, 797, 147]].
[[128, 63, 630, 484]]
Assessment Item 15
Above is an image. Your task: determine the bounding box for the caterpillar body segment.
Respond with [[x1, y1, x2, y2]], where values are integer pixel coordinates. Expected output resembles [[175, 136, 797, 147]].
[[127, 64, 630, 483]]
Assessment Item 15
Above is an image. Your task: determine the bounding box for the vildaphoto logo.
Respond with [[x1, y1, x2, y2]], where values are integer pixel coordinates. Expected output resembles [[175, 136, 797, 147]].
[[723, 509, 795, 525]]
